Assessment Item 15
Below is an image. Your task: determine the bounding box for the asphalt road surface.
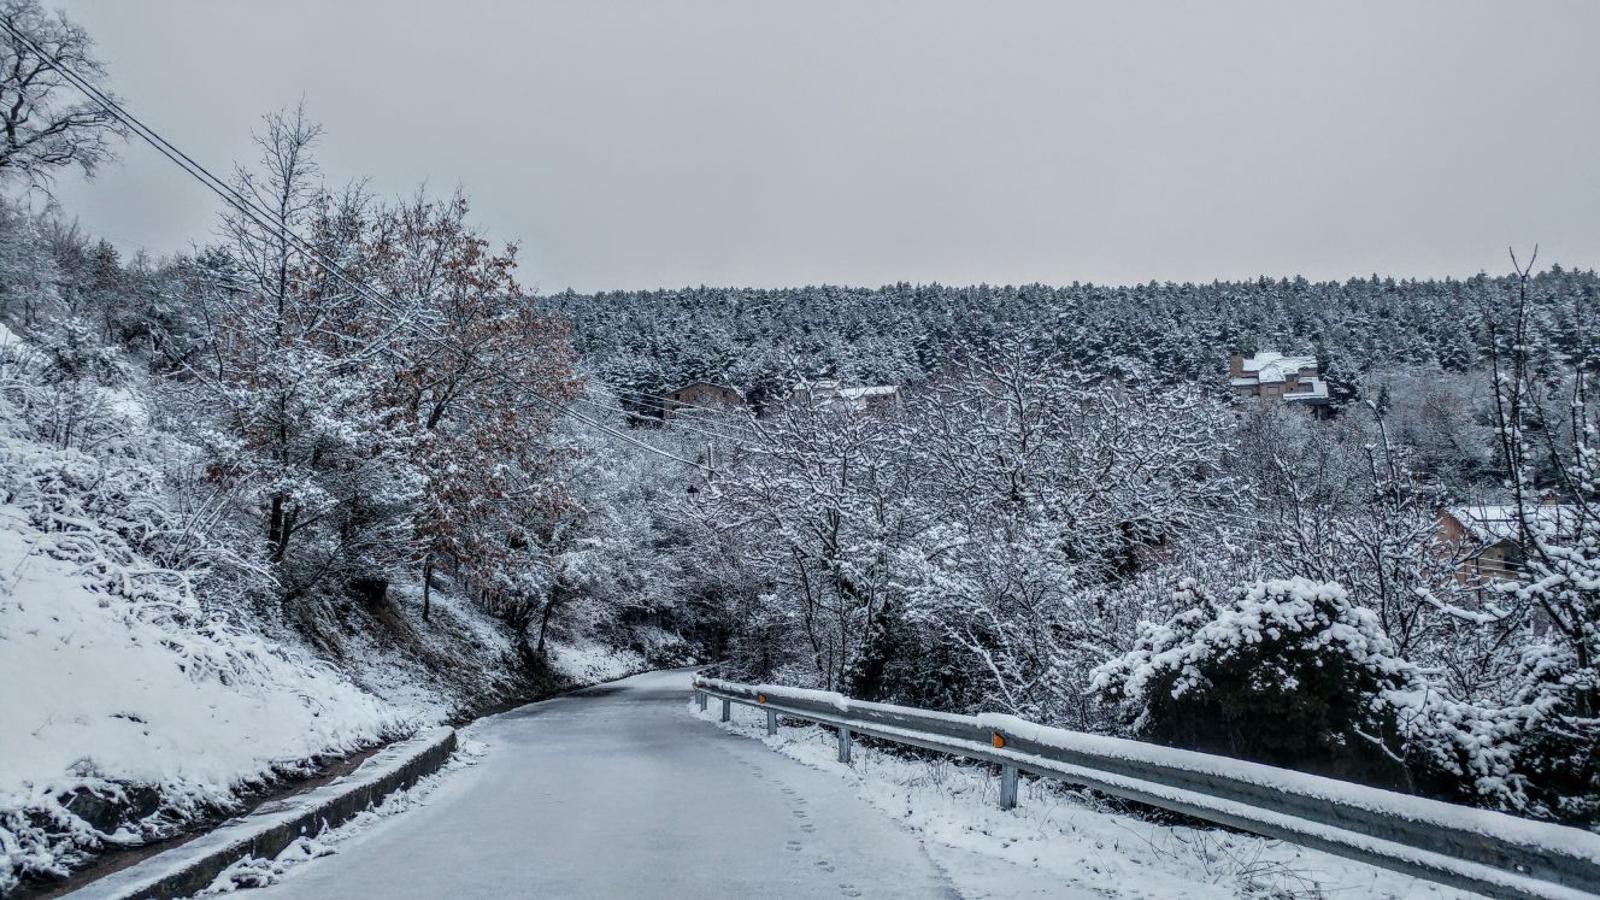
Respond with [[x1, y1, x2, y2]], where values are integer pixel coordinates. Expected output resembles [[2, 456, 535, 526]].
[[259, 669, 959, 899]]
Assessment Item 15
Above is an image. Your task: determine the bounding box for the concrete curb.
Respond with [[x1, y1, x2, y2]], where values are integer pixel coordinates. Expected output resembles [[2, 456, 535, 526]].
[[66, 727, 458, 900]]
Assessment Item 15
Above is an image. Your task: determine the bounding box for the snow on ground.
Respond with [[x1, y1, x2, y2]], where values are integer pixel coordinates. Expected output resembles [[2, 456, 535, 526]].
[[0, 503, 658, 896], [198, 738, 491, 895], [694, 699, 1482, 899], [544, 637, 647, 685], [320, 582, 522, 726], [0, 507, 400, 892]]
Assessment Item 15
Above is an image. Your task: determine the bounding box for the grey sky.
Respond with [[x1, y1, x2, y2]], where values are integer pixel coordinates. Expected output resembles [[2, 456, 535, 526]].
[[50, 0, 1600, 293]]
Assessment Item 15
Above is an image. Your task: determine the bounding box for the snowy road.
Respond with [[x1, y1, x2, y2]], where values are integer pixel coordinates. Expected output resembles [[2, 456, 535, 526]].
[[259, 669, 959, 899]]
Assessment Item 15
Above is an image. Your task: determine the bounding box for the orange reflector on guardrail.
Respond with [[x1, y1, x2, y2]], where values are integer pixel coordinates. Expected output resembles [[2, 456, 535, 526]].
[[991, 732, 1006, 749], [757, 694, 767, 704]]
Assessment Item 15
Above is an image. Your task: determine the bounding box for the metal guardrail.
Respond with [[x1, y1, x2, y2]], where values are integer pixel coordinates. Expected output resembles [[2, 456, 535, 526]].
[[693, 676, 1600, 900]]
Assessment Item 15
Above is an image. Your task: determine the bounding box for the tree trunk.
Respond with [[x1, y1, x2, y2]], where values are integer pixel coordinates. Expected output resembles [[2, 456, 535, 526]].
[[535, 584, 564, 657], [267, 494, 284, 557], [421, 556, 434, 622]]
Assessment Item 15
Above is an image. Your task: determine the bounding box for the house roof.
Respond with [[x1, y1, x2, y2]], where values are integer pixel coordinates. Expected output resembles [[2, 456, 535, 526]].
[[836, 385, 898, 400], [1284, 376, 1330, 403], [1446, 503, 1583, 544], [1238, 351, 1317, 384], [789, 381, 900, 408]]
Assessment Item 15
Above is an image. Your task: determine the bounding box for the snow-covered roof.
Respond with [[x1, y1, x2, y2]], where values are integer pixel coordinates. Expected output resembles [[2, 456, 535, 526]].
[[1238, 351, 1317, 384], [837, 385, 898, 400], [789, 381, 901, 410], [1284, 376, 1329, 403], [1446, 504, 1583, 544]]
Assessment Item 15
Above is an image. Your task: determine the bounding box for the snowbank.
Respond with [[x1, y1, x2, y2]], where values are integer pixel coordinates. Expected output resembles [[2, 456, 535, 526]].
[[67, 728, 458, 900], [0, 508, 399, 891]]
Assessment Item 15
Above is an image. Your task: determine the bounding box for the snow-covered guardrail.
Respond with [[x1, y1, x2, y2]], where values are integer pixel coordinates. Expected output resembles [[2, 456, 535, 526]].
[[693, 676, 1600, 900]]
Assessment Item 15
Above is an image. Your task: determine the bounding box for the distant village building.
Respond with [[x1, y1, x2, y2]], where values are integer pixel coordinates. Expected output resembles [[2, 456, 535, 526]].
[[1438, 502, 1581, 584], [661, 381, 745, 419], [1228, 351, 1332, 416], [788, 380, 901, 413]]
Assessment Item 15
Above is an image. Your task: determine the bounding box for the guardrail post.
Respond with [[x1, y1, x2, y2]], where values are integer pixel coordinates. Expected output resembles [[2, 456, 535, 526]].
[[765, 709, 777, 736], [696, 690, 707, 711], [720, 698, 731, 722], [837, 727, 852, 764], [999, 764, 1019, 810]]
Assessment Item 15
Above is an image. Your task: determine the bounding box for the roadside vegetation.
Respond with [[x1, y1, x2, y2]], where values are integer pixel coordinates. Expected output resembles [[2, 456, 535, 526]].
[[1, 0, 1596, 891]]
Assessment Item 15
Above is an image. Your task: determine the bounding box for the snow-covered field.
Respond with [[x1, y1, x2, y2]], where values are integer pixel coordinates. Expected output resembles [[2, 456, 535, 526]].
[[694, 700, 1480, 899]]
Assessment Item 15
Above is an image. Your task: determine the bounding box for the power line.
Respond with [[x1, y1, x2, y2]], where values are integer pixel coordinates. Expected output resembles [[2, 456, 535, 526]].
[[607, 384, 769, 424], [599, 385, 773, 445], [0, 20, 700, 469], [0, 18, 710, 473], [573, 391, 759, 450]]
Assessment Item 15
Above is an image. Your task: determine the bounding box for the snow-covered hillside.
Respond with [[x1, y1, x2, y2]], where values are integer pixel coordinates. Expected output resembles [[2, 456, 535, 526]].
[[0, 322, 636, 892], [0, 325, 381, 890], [0, 505, 397, 891]]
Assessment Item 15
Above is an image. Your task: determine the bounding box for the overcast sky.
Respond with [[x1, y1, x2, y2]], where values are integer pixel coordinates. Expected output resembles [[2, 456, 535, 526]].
[[48, 0, 1600, 293]]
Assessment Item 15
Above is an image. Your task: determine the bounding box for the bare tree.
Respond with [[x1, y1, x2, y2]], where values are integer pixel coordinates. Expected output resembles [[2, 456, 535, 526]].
[[0, 0, 125, 186]]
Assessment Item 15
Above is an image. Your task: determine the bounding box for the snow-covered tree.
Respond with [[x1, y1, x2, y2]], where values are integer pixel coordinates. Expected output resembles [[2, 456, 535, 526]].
[[700, 345, 1241, 717], [893, 345, 1237, 721], [181, 108, 420, 621], [706, 399, 916, 693], [1480, 251, 1600, 823], [368, 190, 579, 623]]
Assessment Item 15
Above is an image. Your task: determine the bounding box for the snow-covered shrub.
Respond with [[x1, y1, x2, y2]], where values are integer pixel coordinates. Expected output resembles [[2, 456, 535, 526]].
[[628, 625, 697, 667], [1388, 639, 1600, 827], [1497, 643, 1600, 824], [1091, 577, 1418, 788]]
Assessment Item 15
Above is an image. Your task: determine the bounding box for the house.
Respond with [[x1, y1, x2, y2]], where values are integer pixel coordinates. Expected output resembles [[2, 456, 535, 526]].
[[1228, 351, 1332, 416], [787, 380, 901, 413], [661, 381, 745, 419], [1438, 502, 1582, 584]]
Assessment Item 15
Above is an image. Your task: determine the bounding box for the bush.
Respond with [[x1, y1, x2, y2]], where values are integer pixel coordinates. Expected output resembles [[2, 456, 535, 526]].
[[1398, 642, 1600, 827], [1500, 644, 1600, 824], [1091, 577, 1417, 789]]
